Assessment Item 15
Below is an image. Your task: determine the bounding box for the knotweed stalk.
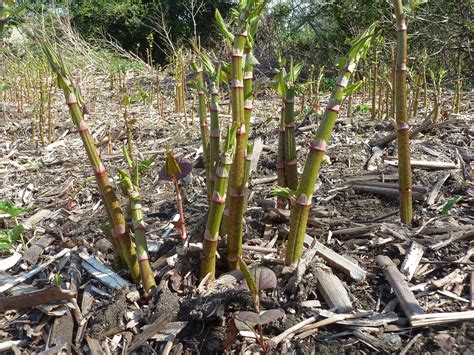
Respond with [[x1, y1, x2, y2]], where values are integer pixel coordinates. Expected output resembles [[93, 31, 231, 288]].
[[192, 61, 211, 197], [118, 169, 156, 294], [284, 86, 298, 190], [42, 43, 140, 281], [277, 107, 287, 208], [226, 27, 247, 267], [201, 127, 236, 280], [393, 0, 413, 224], [285, 24, 376, 266]]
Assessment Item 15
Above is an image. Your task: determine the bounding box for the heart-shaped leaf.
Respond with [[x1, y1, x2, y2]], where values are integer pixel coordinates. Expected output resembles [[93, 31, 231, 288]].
[[240, 263, 277, 293], [234, 309, 285, 331], [259, 309, 285, 325]]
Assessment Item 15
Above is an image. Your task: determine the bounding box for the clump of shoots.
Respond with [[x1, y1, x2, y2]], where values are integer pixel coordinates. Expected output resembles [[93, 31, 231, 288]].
[[174, 49, 186, 114], [429, 67, 447, 122], [159, 147, 192, 243], [232, 258, 283, 353], [269, 55, 303, 192]]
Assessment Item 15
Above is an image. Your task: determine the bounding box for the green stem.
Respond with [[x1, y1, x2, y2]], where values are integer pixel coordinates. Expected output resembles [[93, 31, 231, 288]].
[[284, 87, 298, 190], [393, 0, 413, 225], [285, 24, 376, 266], [201, 128, 236, 280]]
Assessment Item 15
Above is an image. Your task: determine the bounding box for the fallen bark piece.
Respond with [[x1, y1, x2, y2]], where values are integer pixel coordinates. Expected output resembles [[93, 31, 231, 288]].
[[352, 185, 425, 201], [0, 285, 75, 312], [21, 236, 55, 266], [296, 313, 359, 339], [427, 173, 450, 205], [471, 272, 474, 309], [269, 316, 317, 347], [400, 241, 424, 281], [384, 159, 458, 170], [86, 336, 105, 355], [151, 321, 187, 341], [249, 138, 264, 175], [128, 312, 175, 352], [22, 208, 53, 228], [410, 311, 474, 327], [79, 251, 129, 289], [331, 225, 377, 239], [47, 308, 74, 353], [0, 248, 70, 293], [373, 107, 436, 147], [315, 269, 353, 313], [0, 252, 22, 271], [313, 240, 366, 281], [376, 255, 424, 324], [252, 175, 278, 185], [353, 329, 394, 353]]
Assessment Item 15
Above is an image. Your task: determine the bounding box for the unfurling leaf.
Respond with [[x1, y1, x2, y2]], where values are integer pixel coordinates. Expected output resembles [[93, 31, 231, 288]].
[[344, 81, 363, 96], [238, 257, 257, 296], [159, 148, 192, 182], [270, 186, 295, 199], [441, 196, 462, 215]]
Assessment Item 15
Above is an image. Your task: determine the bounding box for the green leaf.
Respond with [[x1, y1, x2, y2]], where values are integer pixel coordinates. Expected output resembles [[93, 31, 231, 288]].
[[138, 154, 158, 173], [344, 81, 363, 96], [215, 9, 234, 44], [270, 186, 295, 199], [0, 200, 32, 218], [441, 196, 462, 215], [165, 146, 182, 177], [200, 51, 215, 77], [0, 224, 25, 250]]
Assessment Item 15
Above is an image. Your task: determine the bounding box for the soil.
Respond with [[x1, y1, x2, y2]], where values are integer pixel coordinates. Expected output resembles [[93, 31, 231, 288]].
[[0, 67, 472, 354]]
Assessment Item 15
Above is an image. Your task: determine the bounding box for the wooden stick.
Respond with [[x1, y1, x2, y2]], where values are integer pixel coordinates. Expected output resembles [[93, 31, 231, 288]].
[[376, 255, 424, 324], [353, 185, 425, 201], [0, 285, 75, 312], [315, 269, 353, 313]]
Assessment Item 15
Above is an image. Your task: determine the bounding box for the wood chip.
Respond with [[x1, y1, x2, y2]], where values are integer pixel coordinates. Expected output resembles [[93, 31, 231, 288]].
[[376, 255, 424, 324], [0, 248, 70, 293], [79, 251, 130, 289], [21, 236, 55, 266], [128, 312, 175, 352], [0, 285, 75, 312], [312, 239, 366, 281], [427, 173, 450, 205], [315, 269, 353, 313], [400, 241, 424, 281]]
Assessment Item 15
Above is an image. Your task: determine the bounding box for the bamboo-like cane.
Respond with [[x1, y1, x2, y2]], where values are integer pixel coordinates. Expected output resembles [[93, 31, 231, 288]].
[[277, 106, 287, 209], [226, 1, 267, 268], [42, 43, 140, 281], [393, 0, 413, 225], [285, 23, 376, 266], [118, 169, 156, 294], [284, 86, 298, 190], [191, 61, 211, 197], [200, 126, 236, 280]]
